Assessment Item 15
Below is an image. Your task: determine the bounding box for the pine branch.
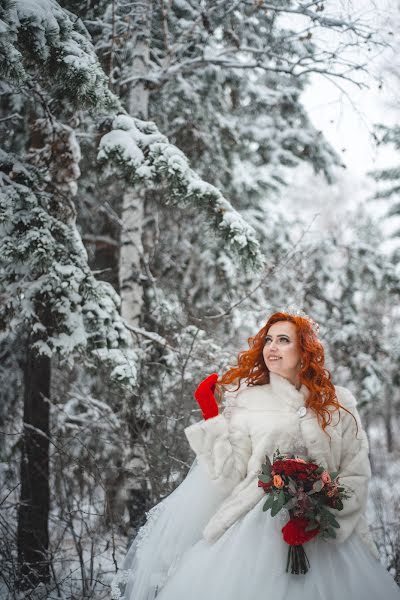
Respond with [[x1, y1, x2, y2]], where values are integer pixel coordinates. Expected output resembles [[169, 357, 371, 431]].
[[97, 115, 265, 271], [0, 0, 122, 112]]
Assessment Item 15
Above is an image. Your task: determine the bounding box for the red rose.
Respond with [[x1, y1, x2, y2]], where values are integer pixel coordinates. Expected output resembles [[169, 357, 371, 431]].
[[274, 460, 300, 476], [282, 518, 320, 546], [273, 459, 319, 478], [296, 462, 319, 474], [271, 460, 287, 474]]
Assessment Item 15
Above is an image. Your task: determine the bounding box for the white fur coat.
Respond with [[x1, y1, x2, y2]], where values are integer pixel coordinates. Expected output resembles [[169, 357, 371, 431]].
[[184, 371, 379, 560]]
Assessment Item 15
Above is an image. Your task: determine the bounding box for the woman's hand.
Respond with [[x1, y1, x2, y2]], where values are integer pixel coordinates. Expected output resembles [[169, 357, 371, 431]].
[[194, 373, 219, 420]]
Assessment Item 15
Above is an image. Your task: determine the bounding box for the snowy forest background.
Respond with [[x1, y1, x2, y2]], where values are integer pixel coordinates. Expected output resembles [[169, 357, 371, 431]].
[[1, 0, 400, 598]]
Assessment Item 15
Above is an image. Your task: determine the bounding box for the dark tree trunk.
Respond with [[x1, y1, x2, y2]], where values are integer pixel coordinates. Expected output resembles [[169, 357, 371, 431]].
[[384, 385, 393, 453], [17, 342, 51, 590]]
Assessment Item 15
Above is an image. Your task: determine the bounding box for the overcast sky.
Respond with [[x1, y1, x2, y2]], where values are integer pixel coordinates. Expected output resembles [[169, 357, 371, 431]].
[[286, 0, 400, 249], [302, 1, 397, 171]]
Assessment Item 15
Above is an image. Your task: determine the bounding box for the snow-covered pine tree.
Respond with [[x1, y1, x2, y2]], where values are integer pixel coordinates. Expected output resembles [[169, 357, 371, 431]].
[[87, 0, 376, 329], [0, 0, 131, 589], [77, 0, 376, 318], [369, 124, 400, 258], [367, 3, 400, 260]]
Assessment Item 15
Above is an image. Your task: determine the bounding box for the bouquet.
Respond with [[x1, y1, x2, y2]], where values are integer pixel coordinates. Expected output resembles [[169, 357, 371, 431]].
[[258, 449, 352, 575]]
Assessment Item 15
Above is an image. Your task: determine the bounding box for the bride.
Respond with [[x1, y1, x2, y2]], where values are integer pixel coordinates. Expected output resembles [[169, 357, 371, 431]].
[[111, 310, 400, 600]]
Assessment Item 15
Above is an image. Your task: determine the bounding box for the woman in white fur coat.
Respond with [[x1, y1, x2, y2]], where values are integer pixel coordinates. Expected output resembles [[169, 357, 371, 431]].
[[111, 310, 400, 600]]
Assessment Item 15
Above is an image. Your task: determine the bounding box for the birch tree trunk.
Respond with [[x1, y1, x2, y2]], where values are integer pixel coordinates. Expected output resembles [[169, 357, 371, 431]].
[[108, 0, 153, 532], [119, 0, 152, 325]]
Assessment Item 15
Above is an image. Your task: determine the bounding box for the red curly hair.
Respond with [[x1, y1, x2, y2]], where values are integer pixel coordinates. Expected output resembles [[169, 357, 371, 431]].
[[216, 311, 358, 438]]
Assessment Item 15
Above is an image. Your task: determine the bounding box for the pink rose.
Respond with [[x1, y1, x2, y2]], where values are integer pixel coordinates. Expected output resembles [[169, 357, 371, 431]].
[[321, 471, 331, 484]]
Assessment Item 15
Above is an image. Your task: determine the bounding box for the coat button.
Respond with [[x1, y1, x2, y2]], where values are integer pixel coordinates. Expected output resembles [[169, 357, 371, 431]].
[[297, 406, 307, 418]]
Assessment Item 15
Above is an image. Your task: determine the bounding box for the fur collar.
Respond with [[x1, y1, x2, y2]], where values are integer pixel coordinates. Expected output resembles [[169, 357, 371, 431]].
[[232, 372, 310, 412]]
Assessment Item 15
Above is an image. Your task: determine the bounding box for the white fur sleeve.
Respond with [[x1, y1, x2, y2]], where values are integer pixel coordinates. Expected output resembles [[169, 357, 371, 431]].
[[325, 387, 371, 545], [184, 393, 252, 494]]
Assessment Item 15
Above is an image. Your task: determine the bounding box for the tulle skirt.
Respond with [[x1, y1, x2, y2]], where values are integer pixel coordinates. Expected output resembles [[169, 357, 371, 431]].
[[111, 459, 400, 600]]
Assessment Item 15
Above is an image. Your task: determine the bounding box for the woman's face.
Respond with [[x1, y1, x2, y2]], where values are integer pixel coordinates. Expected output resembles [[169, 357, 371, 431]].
[[263, 321, 302, 386]]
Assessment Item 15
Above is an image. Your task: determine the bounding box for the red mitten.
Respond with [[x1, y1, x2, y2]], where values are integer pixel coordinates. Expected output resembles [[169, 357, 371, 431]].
[[194, 373, 219, 420]]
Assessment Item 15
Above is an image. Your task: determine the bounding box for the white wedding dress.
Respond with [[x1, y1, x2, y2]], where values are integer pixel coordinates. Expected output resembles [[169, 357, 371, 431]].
[[110, 454, 400, 600]]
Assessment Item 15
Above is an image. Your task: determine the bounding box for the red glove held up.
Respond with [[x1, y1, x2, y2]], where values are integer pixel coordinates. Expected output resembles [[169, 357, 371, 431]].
[[194, 373, 219, 420]]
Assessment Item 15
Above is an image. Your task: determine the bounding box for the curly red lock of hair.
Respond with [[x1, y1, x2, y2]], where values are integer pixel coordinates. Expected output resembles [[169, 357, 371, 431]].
[[215, 311, 358, 438]]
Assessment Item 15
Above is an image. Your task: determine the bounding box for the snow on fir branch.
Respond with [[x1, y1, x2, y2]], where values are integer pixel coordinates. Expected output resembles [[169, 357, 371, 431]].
[[369, 125, 400, 202], [0, 149, 138, 388], [0, 0, 120, 111], [97, 114, 265, 270]]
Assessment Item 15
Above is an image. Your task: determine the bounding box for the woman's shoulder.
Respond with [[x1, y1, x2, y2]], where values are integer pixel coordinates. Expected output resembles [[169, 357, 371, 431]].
[[333, 384, 358, 409], [222, 382, 249, 407], [222, 381, 270, 409]]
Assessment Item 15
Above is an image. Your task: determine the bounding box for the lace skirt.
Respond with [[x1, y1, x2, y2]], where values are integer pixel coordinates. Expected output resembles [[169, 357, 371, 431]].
[[110, 459, 400, 600]]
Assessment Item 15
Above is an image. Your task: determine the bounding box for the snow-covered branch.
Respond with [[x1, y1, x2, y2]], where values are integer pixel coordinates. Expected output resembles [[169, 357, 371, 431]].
[[130, 0, 381, 90], [98, 114, 265, 270], [259, 1, 374, 38], [0, 0, 121, 111], [0, 149, 138, 389]]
